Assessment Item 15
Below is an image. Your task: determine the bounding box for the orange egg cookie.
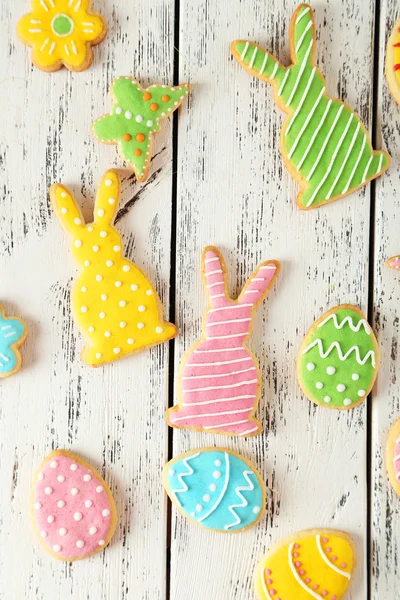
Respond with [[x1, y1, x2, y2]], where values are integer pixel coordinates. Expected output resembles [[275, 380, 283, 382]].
[[386, 418, 400, 496]]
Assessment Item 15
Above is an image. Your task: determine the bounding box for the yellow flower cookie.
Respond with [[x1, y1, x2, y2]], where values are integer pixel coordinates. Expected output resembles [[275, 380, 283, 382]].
[[17, 0, 106, 72], [50, 169, 177, 366], [255, 529, 357, 600]]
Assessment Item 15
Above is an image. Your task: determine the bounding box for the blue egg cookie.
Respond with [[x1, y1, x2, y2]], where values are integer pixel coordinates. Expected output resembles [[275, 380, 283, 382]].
[[163, 448, 265, 532]]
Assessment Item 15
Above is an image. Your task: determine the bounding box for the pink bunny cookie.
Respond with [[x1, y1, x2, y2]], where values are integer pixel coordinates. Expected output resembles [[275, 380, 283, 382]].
[[31, 450, 117, 561], [167, 247, 280, 437]]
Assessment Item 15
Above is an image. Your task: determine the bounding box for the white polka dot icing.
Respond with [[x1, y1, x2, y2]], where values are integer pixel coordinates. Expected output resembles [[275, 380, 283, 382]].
[[164, 449, 265, 532], [32, 451, 116, 561]]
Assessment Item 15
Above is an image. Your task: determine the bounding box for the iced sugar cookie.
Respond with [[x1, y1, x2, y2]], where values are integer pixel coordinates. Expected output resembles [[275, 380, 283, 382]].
[[255, 529, 357, 600], [17, 0, 106, 72], [31, 450, 117, 561], [232, 4, 390, 210], [0, 304, 27, 379], [386, 20, 400, 104], [297, 305, 379, 410], [50, 169, 176, 366], [387, 255, 400, 270], [386, 418, 400, 496], [164, 448, 265, 533], [166, 247, 279, 437], [92, 77, 190, 181]]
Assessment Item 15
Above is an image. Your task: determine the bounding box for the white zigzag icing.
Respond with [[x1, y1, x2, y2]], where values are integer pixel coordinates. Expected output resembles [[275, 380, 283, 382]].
[[170, 452, 200, 507], [224, 470, 255, 530], [318, 313, 371, 334], [302, 338, 376, 368]]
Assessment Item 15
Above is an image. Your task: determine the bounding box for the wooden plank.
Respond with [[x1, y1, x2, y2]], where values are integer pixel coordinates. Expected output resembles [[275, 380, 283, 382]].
[[171, 1, 375, 598], [371, 1, 400, 598], [0, 1, 175, 598]]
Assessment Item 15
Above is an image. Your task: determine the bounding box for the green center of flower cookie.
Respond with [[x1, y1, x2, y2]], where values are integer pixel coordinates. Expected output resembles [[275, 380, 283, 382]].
[[51, 14, 74, 37]]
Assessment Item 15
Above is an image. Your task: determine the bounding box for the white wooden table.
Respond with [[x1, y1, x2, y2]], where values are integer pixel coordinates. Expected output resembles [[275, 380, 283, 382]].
[[1, 0, 399, 598]]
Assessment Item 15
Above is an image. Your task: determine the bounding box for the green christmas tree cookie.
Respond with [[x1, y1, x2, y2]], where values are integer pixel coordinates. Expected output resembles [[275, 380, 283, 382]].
[[297, 305, 379, 410], [92, 77, 190, 181]]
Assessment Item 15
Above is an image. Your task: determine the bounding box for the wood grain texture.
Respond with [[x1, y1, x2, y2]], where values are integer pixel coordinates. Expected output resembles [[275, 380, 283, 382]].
[[171, 0, 375, 598], [0, 0, 175, 598], [371, 1, 400, 598]]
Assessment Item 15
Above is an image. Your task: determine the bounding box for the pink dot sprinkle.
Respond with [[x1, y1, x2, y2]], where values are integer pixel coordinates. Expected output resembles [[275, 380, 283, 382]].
[[305, 578, 311, 584], [322, 592, 328, 597], [313, 584, 319, 590], [293, 552, 299, 558], [341, 563, 347, 569], [326, 547, 332, 553], [332, 555, 338, 561], [265, 569, 272, 575], [266, 579, 273, 585], [322, 537, 329, 543], [332, 596, 337, 600], [269, 591, 276, 596], [294, 543, 300, 549], [295, 561, 302, 568], [299, 569, 305, 576]]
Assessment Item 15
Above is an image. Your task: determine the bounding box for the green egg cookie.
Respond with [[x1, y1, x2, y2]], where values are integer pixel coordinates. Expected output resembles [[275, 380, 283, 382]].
[[297, 305, 379, 409]]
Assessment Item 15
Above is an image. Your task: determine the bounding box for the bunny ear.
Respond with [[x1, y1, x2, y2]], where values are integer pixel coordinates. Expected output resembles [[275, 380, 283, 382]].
[[231, 40, 287, 85], [50, 184, 85, 235], [290, 4, 316, 66], [238, 260, 280, 306], [202, 247, 229, 306], [93, 170, 120, 226]]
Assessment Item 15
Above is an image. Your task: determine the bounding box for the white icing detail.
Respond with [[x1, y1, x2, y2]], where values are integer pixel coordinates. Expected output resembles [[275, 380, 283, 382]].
[[206, 269, 223, 276], [50, 461, 58, 468], [53, 544, 61, 552], [57, 475, 65, 482], [40, 0, 49, 11], [316, 535, 351, 579], [119, 300, 127, 307], [207, 318, 251, 327], [96, 275, 103, 281], [131, 284, 138, 290], [188, 357, 252, 367], [295, 6, 310, 23], [198, 454, 230, 523], [376, 153, 384, 174], [315, 382, 324, 389], [96, 353, 102, 358], [81, 286, 87, 292], [203, 494, 211, 502], [105, 179, 113, 186], [104, 332, 111, 338], [306, 362, 315, 371], [183, 379, 257, 393], [74, 512, 82, 521], [182, 367, 256, 380], [240, 41, 249, 60], [303, 338, 376, 368], [253, 506, 260, 514], [209, 483, 217, 492], [286, 67, 316, 137], [196, 504, 203, 512], [85, 500, 93, 508], [352, 373, 359, 380], [295, 19, 313, 53], [99, 312, 106, 319], [28, 28, 42, 33], [127, 338, 134, 344], [288, 543, 322, 599], [49, 41, 56, 55], [71, 488, 79, 496], [70, 464, 78, 471], [297, 99, 332, 171], [146, 120, 153, 127], [224, 470, 256, 530], [115, 281, 122, 287], [106, 260, 113, 267], [83, 474, 91, 482], [342, 135, 367, 193], [47, 515, 54, 523], [137, 322, 145, 329], [156, 326, 163, 333], [102, 509, 110, 517], [76, 540, 84, 549], [138, 305, 146, 312], [307, 111, 354, 207], [318, 313, 371, 334], [326, 366, 336, 375], [270, 61, 279, 79], [194, 347, 246, 353], [203, 419, 250, 430], [249, 46, 258, 68], [71, 40, 78, 55], [59, 528, 67, 536], [307, 105, 346, 183], [89, 527, 97, 535], [34, 502, 41, 510], [259, 53, 268, 75], [146, 289, 153, 295], [326, 121, 362, 199], [206, 333, 248, 340], [323, 396, 331, 403], [113, 348, 121, 354], [74, 239, 82, 248], [278, 69, 290, 96], [101, 295, 107, 301], [172, 407, 251, 422], [362, 155, 373, 182], [183, 394, 254, 407], [394, 454, 400, 463], [44, 487, 53, 495], [40, 37, 50, 51], [337, 384, 346, 392], [84, 260, 90, 266], [343, 398, 352, 406], [358, 389, 366, 397], [288, 86, 325, 158], [100, 231, 107, 238], [115, 107, 122, 115], [41, 531, 47, 539], [287, 40, 313, 106], [96, 486, 103, 493], [57, 501, 65, 508], [169, 453, 200, 506], [98, 540, 105, 546]]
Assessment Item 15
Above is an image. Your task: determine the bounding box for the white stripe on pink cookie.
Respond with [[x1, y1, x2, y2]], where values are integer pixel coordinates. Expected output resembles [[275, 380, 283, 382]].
[[167, 246, 280, 437], [31, 450, 117, 561]]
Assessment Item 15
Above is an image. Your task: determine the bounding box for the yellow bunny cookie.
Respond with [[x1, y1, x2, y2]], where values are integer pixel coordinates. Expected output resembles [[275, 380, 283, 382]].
[[50, 170, 176, 366]]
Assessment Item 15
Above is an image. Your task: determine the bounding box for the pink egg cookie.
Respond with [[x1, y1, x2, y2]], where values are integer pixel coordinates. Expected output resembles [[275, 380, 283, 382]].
[[386, 418, 400, 496], [387, 255, 400, 270], [31, 450, 117, 561]]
